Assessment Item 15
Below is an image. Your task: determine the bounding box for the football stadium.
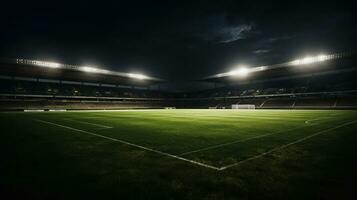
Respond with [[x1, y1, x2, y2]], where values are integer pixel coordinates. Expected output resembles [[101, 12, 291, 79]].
[[1, 2, 357, 200], [1, 52, 357, 199]]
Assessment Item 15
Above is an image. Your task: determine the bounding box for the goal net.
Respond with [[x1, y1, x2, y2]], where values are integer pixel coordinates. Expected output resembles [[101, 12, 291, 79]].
[[232, 104, 255, 109]]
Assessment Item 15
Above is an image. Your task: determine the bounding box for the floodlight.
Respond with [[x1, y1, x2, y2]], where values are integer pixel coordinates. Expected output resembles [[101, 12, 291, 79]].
[[81, 66, 109, 74], [292, 54, 329, 66], [128, 73, 148, 80], [228, 66, 250, 77], [317, 54, 328, 62], [301, 57, 315, 64], [33, 61, 61, 68]]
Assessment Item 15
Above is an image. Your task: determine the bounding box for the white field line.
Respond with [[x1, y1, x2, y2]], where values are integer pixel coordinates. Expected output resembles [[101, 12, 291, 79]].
[[64, 109, 163, 113], [33, 116, 355, 171], [179, 126, 305, 156], [64, 118, 112, 129], [304, 116, 332, 124], [227, 116, 306, 120], [34, 119, 221, 171], [179, 117, 332, 156], [199, 115, 312, 121], [219, 119, 357, 170]]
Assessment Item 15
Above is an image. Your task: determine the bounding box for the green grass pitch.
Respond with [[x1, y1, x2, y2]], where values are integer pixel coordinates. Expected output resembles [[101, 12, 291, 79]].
[[1, 109, 357, 199]]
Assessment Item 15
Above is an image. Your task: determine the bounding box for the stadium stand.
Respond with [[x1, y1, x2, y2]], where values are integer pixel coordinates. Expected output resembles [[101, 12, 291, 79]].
[[1, 53, 357, 110], [262, 98, 295, 108]]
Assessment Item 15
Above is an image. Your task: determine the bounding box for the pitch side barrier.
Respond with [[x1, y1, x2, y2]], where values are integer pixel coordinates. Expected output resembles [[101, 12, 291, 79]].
[[1, 89, 357, 101], [179, 90, 357, 101], [0, 93, 167, 101]]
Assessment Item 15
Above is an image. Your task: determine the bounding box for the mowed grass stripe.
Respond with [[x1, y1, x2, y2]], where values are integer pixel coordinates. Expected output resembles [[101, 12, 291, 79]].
[[64, 118, 113, 129], [19, 110, 357, 171], [36, 115, 286, 154], [34, 119, 221, 171], [31, 110, 352, 155], [2, 109, 357, 200], [179, 125, 308, 156], [219, 119, 357, 170], [178, 116, 337, 156], [58, 116, 357, 171]]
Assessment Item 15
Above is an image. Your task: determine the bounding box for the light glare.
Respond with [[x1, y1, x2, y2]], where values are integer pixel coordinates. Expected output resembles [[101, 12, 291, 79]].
[[292, 54, 328, 65], [301, 57, 314, 64], [81, 66, 109, 74], [253, 66, 267, 72], [228, 67, 250, 77], [317, 54, 328, 61], [128, 73, 147, 80], [33, 61, 61, 68]]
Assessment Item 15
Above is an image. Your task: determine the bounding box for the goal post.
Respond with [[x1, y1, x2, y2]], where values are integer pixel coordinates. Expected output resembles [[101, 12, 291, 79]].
[[231, 104, 255, 109]]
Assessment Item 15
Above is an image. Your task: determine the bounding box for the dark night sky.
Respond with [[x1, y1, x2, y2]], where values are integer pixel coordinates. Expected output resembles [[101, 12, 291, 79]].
[[0, 0, 356, 81]]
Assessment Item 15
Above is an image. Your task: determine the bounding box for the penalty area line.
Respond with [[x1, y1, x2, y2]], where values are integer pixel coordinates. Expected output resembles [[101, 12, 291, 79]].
[[179, 125, 305, 156], [179, 116, 335, 156], [34, 119, 220, 171], [218, 119, 357, 170]]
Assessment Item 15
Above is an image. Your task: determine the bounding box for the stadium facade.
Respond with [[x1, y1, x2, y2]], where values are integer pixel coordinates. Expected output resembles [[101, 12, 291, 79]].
[[1, 53, 357, 111]]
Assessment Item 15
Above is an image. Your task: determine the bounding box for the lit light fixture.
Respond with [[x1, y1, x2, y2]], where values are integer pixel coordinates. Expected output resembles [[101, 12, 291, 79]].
[[317, 54, 328, 62], [128, 73, 148, 80], [292, 54, 328, 65], [33, 61, 61, 68], [301, 56, 315, 64], [81, 66, 109, 74], [228, 66, 250, 77]]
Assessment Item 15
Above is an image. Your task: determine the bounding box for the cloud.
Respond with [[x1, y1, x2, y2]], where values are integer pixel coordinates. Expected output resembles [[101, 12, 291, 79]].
[[253, 49, 271, 54], [218, 25, 252, 43], [192, 14, 254, 44]]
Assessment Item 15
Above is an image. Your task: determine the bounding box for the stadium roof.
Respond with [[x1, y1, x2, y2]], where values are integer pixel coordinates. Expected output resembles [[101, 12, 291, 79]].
[[199, 52, 356, 83], [0, 58, 165, 86]]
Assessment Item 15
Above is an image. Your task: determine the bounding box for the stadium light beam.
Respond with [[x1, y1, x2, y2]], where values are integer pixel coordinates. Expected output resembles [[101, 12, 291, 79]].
[[228, 66, 250, 77], [33, 61, 61, 68], [81, 66, 109, 74], [292, 54, 328, 65], [128, 73, 148, 80], [252, 66, 268, 72], [317, 54, 328, 62]]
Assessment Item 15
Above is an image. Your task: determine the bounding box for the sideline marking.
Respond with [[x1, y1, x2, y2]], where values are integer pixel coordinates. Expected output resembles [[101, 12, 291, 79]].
[[64, 118, 112, 129], [219, 120, 357, 170], [34, 119, 220, 171]]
